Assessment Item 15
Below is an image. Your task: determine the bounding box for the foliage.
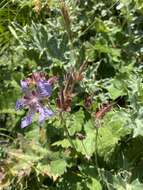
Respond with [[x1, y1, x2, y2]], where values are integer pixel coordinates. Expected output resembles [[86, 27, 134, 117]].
[[1, 0, 143, 189]]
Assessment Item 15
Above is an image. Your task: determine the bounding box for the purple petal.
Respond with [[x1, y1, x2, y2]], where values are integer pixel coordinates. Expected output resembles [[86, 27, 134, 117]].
[[44, 107, 53, 116], [21, 112, 34, 128], [16, 100, 24, 110], [37, 80, 52, 97], [38, 107, 53, 123], [20, 80, 28, 92]]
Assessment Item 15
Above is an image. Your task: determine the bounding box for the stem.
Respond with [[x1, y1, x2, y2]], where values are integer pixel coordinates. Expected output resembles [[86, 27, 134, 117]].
[[39, 126, 46, 145], [95, 127, 99, 168], [59, 0, 73, 43], [91, 116, 103, 182], [59, 0, 77, 66], [0, 133, 15, 142]]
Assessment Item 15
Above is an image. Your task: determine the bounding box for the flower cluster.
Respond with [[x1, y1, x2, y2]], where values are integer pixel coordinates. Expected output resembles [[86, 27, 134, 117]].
[[16, 72, 56, 128]]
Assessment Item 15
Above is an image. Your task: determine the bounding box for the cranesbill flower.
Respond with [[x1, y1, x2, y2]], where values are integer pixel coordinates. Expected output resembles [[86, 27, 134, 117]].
[[38, 106, 53, 123], [16, 99, 25, 111], [20, 80, 28, 92], [37, 80, 52, 97], [16, 73, 55, 128], [21, 111, 35, 128]]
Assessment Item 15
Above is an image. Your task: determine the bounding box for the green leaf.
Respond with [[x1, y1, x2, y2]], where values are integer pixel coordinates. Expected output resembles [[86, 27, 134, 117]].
[[131, 179, 143, 190], [97, 125, 118, 161], [8, 25, 19, 40], [52, 139, 71, 148], [95, 18, 109, 33], [133, 118, 143, 137], [50, 159, 67, 177], [97, 111, 131, 161], [79, 165, 102, 190], [132, 107, 143, 137], [113, 174, 143, 190], [87, 178, 102, 190], [94, 43, 121, 58], [74, 120, 96, 158], [25, 124, 40, 142], [67, 108, 84, 136], [37, 163, 51, 176], [106, 79, 126, 100]]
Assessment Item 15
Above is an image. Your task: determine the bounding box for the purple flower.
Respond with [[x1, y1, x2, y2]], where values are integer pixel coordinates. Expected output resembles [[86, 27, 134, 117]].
[[21, 112, 35, 128], [16, 91, 39, 111], [16, 73, 55, 128], [38, 107, 53, 123], [16, 100, 24, 110], [37, 80, 52, 97], [20, 80, 28, 92]]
